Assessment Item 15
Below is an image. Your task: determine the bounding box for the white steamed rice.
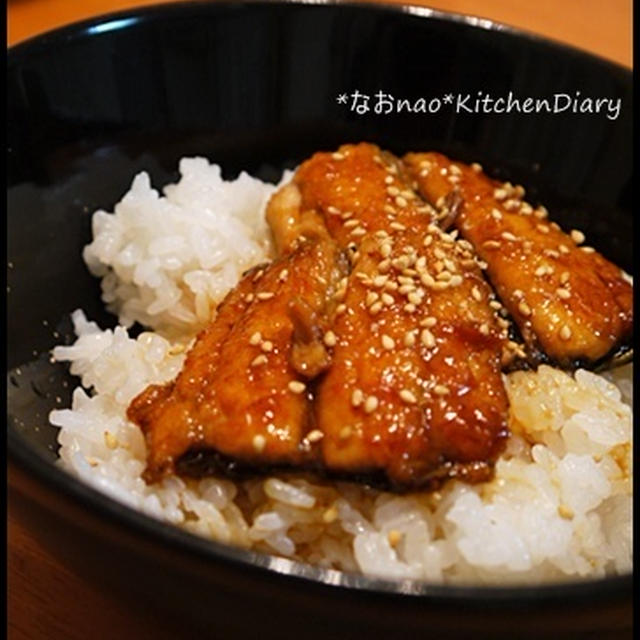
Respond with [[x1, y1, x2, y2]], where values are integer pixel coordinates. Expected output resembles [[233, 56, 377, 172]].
[[50, 158, 632, 584]]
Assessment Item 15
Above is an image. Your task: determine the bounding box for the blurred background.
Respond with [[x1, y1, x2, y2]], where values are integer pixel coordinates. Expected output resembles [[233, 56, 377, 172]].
[[7, 0, 632, 67]]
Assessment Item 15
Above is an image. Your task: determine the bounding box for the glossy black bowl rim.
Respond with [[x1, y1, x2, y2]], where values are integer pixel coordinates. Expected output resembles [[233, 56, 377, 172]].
[[7, 0, 632, 603]]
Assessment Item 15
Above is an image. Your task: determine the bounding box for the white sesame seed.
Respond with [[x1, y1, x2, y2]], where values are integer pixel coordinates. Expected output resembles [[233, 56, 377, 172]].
[[471, 286, 482, 302], [433, 385, 449, 396], [399, 389, 418, 404], [332, 152, 345, 160], [344, 219, 360, 228], [339, 426, 353, 439], [249, 331, 262, 345], [350, 227, 367, 237], [306, 429, 324, 442], [404, 303, 417, 313], [380, 243, 392, 258], [560, 271, 570, 284], [471, 162, 483, 173], [404, 331, 416, 347], [253, 434, 266, 452], [256, 292, 275, 301], [421, 328, 436, 348], [364, 395, 379, 413], [390, 222, 406, 231], [491, 208, 503, 220], [369, 301, 383, 315], [580, 246, 595, 253], [381, 334, 395, 350], [559, 325, 572, 340], [518, 301, 532, 316], [493, 188, 508, 200], [386, 186, 400, 197], [479, 323, 490, 336], [558, 244, 570, 255], [323, 331, 337, 347], [261, 340, 274, 352], [251, 355, 268, 366], [483, 240, 501, 250], [288, 381, 306, 394], [382, 292, 395, 306], [556, 288, 571, 300], [351, 389, 364, 407], [366, 291, 379, 306], [395, 196, 408, 208], [449, 275, 463, 286], [501, 231, 517, 242]]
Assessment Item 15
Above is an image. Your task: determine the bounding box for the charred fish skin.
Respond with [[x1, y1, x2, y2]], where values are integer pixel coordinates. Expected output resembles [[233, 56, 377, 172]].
[[295, 143, 509, 489], [404, 151, 633, 369]]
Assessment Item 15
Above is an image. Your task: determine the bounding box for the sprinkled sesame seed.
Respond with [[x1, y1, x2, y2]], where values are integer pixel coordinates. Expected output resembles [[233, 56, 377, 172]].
[[559, 325, 572, 340], [471, 162, 483, 172], [404, 331, 416, 347], [421, 328, 436, 348], [261, 341, 274, 352], [336, 303, 347, 315], [518, 301, 532, 316], [257, 292, 275, 301], [479, 323, 490, 336], [327, 205, 341, 215], [558, 244, 570, 255], [351, 227, 367, 236], [501, 231, 517, 241], [341, 210, 353, 220], [332, 152, 345, 160], [560, 271, 570, 284], [343, 219, 360, 228], [491, 208, 503, 220], [364, 395, 379, 413], [534, 266, 547, 277], [366, 291, 380, 306], [381, 334, 395, 350], [433, 385, 449, 396], [482, 240, 501, 250], [381, 292, 395, 305], [395, 196, 408, 208], [489, 300, 502, 310], [404, 303, 417, 313], [534, 206, 548, 219], [307, 429, 324, 442], [380, 243, 393, 258], [570, 229, 585, 244], [351, 389, 364, 407], [339, 426, 353, 439], [513, 289, 524, 299], [369, 301, 383, 315], [407, 291, 422, 305], [449, 275, 463, 286], [471, 286, 483, 301], [580, 246, 595, 253], [251, 355, 268, 366], [288, 381, 306, 394], [520, 203, 533, 215], [253, 434, 266, 452], [249, 332, 262, 345], [373, 274, 389, 288], [384, 175, 394, 184], [386, 186, 400, 197], [323, 331, 337, 347], [556, 288, 571, 300], [390, 222, 406, 231], [245, 293, 255, 303], [399, 389, 418, 404], [493, 188, 508, 200]]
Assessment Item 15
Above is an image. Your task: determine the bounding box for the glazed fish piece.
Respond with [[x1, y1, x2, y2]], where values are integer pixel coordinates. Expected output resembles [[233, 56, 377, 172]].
[[403, 151, 633, 368], [294, 143, 509, 488], [127, 197, 346, 482]]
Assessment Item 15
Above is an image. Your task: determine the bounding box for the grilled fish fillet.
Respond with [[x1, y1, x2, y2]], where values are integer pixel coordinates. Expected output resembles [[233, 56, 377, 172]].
[[295, 143, 509, 487], [404, 151, 633, 367], [127, 193, 347, 482]]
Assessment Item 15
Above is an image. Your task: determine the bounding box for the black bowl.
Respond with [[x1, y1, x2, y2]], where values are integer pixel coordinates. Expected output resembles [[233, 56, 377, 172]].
[[7, 2, 632, 638]]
